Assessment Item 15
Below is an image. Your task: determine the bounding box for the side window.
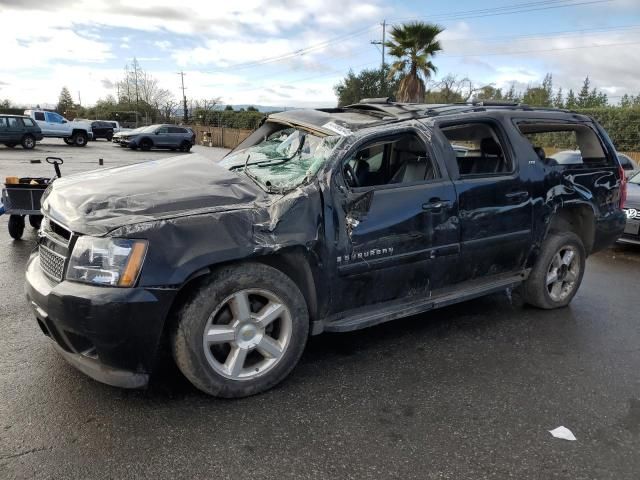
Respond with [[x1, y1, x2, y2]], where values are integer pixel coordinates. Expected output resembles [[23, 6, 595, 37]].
[[7, 117, 23, 128], [0, 118, 6, 129], [156, 127, 169, 134], [109, 122, 117, 128], [440, 123, 512, 176], [45, 112, 64, 123], [516, 122, 610, 167], [34, 112, 45, 121], [23, 118, 35, 127], [344, 133, 439, 188], [168, 127, 183, 134]]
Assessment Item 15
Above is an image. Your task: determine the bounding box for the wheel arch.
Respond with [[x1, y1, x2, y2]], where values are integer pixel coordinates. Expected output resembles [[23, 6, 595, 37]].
[[163, 247, 320, 343], [547, 203, 596, 255], [71, 128, 88, 136]]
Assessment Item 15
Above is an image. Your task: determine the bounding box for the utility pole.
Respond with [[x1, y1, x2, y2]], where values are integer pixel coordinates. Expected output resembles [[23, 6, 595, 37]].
[[370, 20, 387, 89], [179, 71, 188, 123], [132, 58, 139, 107], [78, 91, 82, 107]]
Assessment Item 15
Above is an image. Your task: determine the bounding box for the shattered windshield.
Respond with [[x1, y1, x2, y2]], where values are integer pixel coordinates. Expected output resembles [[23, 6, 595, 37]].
[[220, 125, 341, 192]]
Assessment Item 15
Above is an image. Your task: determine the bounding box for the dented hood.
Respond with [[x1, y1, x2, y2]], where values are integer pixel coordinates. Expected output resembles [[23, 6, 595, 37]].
[[41, 154, 268, 235]]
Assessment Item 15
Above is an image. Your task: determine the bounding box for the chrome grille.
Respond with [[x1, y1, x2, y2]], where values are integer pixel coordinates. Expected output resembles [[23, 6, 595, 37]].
[[39, 244, 66, 281]]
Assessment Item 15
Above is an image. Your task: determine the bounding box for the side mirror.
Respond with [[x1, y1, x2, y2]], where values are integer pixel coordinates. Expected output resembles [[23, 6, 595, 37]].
[[155, 131, 160, 135], [62, 120, 67, 124]]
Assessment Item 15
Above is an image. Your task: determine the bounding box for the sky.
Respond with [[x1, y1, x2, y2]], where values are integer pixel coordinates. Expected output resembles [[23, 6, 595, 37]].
[[1, 0, 639, 108]]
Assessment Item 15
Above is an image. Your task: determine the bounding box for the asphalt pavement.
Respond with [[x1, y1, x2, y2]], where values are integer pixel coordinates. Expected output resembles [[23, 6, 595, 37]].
[[1, 140, 639, 479]]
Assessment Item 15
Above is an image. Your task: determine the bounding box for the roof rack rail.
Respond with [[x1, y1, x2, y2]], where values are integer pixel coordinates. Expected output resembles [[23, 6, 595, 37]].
[[358, 97, 392, 104]]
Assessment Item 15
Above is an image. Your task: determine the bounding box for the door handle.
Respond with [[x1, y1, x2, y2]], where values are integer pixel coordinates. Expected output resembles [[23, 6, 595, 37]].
[[505, 190, 529, 202], [422, 199, 452, 211]]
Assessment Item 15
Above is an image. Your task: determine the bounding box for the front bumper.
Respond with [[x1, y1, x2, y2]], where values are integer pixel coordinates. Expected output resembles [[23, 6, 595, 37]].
[[25, 252, 177, 389]]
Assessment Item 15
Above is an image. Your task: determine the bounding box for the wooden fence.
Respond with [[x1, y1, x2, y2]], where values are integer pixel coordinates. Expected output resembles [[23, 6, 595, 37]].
[[187, 126, 254, 149]]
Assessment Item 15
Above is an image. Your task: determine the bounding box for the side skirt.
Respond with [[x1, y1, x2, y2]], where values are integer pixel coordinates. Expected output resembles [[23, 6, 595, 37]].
[[315, 270, 529, 334]]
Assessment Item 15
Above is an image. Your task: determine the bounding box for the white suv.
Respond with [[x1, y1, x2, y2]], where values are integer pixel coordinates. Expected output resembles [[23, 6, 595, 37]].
[[24, 110, 93, 146]]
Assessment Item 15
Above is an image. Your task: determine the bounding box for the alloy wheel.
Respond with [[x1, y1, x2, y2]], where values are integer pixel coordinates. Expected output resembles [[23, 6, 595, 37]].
[[202, 289, 293, 381], [546, 245, 580, 302]]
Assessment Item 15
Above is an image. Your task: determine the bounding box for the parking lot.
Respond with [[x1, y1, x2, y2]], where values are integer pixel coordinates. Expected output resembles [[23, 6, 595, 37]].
[[1, 140, 639, 479]]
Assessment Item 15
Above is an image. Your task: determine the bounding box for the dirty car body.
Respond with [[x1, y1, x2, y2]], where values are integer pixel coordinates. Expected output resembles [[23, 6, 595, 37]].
[[25, 101, 626, 396]]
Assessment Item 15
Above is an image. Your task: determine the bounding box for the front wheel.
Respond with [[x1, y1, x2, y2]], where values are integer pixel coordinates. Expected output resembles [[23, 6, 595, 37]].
[[172, 262, 309, 398], [21, 135, 35, 149], [72, 132, 88, 147], [139, 139, 152, 151], [8, 215, 25, 240], [522, 231, 586, 309]]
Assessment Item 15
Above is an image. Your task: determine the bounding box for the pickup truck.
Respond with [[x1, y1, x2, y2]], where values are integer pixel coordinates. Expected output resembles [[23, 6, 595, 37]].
[[24, 110, 93, 146], [25, 101, 626, 398]]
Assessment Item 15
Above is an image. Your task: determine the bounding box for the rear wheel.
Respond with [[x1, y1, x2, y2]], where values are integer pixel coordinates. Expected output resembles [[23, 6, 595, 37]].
[[179, 141, 192, 152], [21, 135, 35, 149], [522, 231, 586, 309], [8, 215, 25, 240], [72, 131, 88, 147], [172, 262, 309, 398]]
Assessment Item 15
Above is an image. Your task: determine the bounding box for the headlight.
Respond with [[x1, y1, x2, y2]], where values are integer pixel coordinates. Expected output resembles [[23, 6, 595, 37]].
[[66, 236, 148, 287]]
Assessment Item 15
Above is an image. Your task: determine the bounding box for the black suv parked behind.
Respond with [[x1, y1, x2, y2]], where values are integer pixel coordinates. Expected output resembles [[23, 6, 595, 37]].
[[0, 114, 43, 149], [25, 101, 626, 398], [90, 121, 115, 141]]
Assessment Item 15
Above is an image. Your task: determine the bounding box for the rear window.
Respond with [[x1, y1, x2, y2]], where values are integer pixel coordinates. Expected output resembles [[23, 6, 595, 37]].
[[517, 122, 612, 167], [23, 118, 35, 127]]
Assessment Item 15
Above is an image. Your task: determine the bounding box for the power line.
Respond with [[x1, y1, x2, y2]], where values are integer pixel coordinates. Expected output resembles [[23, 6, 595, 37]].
[[442, 40, 640, 58], [389, 0, 611, 22]]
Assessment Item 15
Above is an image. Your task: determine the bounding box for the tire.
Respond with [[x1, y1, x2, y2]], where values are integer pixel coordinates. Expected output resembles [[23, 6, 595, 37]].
[[21, 135, 35, 150], [522, 231, 586, 309], [140, 138, 152, 151], [4, 143, 16, 148], [179, 141, 192, 152], [72, 131, 88, 147], [8, 215, 25, 240], [63, 138, 74, 145], [172, 262, 309, 398], [106, 132, 113, 142], [29, 215, 42, 229]]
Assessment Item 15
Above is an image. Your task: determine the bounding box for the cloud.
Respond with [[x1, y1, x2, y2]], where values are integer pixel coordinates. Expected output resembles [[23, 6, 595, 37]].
[[154, 40, 172, 50]]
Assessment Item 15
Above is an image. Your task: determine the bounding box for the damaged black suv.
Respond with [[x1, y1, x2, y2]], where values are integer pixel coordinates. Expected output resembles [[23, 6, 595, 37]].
[[25, 100, 627, 398]]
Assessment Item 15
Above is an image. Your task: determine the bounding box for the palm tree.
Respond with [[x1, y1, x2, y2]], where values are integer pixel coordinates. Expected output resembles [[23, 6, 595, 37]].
[[386, 22, 444, 103]]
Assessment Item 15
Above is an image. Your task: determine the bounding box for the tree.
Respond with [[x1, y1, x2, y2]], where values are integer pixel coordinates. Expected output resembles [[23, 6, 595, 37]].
[[192, 97, 222, 124], [224, 105, 234, 111], [1, 99, 12, 109], [425, 74, 483, 103], [566, 89, 577, 109], [57, 87, 74, 115], [522, 87, 552, 107], [334, 66, 400, 106], [473, 85, 504, 103], [553, 88, 564, 109], [246, 106, 259, 112], [504, 84, 521, 103], [385, 21, 444, 102], [577, 76, 591, 108]]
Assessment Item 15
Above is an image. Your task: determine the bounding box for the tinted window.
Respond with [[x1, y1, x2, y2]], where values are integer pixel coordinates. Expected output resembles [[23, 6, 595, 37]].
[[23, 118, 35, 127], [618, 154, 637, 170], [0, 118, 6, 129], [7, 117, 23, 128], [440, 123, 513, 176], [109, 122, 117, 128], [168, 127, 187, 134], [156, 127, 169, 134], [34, 111, 45, 121]]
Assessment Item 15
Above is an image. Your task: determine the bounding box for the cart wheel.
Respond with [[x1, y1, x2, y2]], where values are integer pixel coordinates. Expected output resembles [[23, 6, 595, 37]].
[[8, 215, 25, 240], [29, 215, 43, 230]]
